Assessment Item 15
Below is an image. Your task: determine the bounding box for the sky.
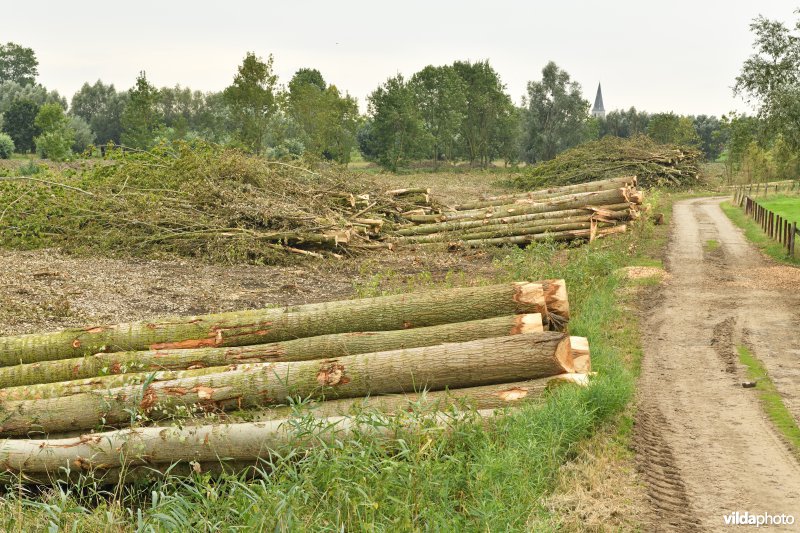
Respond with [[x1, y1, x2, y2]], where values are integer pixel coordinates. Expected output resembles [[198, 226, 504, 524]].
[[3, 0, 798, 116]]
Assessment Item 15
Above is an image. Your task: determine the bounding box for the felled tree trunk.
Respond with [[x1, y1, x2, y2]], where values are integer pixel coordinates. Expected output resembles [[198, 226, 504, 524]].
[[393, 203, 633, 236], [0, 409, 498, 479], [406, 188, 632, 223], [0, 313, 544, 394], [452, 176, 637, 211], [0, 281, 565, 366], [395, 220, 616, 244], [442, 224, 627, 248], [0, 332, 573, 436]]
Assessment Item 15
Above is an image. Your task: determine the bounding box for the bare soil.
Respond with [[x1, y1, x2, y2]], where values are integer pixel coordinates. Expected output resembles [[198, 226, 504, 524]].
[[0, 247, 498, 337], [636, 197, 800, 531]]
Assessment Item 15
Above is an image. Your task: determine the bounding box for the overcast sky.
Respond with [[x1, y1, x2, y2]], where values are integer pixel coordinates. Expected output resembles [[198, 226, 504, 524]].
[[3, 0, 798, 116]]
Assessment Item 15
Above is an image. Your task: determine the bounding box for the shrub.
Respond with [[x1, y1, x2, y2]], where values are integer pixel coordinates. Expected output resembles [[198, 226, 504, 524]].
[[0, 132, 14, 158]]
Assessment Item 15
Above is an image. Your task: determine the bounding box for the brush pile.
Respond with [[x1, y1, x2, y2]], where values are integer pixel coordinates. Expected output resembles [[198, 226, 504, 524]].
[[389, 176, 642, 248], [0, 280, 592, 483], [0, 142, 432, 262], [512, 136, 702, 190]]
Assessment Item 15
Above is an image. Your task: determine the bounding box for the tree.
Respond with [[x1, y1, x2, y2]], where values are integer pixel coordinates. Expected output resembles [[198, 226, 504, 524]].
[[71, 81, 127, 144], [0, 81, 65, 115], [0, 132, 13, 159], [223, 52, 278, 154], [367, 74, 424, 170], [735, 13, 800, 148], [0, 42, 38, 85], [599, 107, 650, 138], [121, 72, 162, 149], [2, 99, 39, 152], [691, 115, 725, 160], [34, 103, 73, 160], [520, 62, 589, 163], [409, 65, 466, 166], [68, 115, 95, 153], [286, 69, 359, 163], [647, 113, 700, 146], [453, 60, 515, 167]]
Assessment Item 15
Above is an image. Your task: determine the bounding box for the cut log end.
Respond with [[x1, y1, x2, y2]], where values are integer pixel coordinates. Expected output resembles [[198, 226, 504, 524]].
[[548, 373, 590, 388], [570, 336, 591, 373], [555, 335, 575, 373], [545, 279, 570, 320], [512, 282, 546, 311], [510, 313, 544, 335]]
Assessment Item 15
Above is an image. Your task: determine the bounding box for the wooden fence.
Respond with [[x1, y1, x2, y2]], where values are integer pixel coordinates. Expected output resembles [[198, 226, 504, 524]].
[[730, 180, 800, 200], [735, 195, 798, 258]]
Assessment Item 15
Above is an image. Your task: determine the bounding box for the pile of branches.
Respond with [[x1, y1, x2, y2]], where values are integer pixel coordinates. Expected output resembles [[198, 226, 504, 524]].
[[512, 136, 702, 190], [0, 280, 591, 483], [0, 142, 431, 262]]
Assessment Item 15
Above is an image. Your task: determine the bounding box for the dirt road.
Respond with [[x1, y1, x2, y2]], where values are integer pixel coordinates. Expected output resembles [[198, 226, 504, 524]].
[[636, 197, 800, 531]]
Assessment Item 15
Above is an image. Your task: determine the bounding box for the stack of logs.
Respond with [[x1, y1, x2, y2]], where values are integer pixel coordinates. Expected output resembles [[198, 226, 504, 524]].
[[0, 280, 591, 483], [389, 176, 642, 247]]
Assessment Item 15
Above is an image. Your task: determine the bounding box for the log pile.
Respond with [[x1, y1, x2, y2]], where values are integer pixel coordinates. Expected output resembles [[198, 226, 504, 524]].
[[0, 280, 593, 482], [387, 176, 642, 248]]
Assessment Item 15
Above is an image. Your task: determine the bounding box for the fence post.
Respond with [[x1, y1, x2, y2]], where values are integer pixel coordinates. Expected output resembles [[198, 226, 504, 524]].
[[792, 222, 797, 257]]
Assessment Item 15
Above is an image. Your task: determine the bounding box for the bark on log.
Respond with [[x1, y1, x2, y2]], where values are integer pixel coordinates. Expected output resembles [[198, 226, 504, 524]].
[[0, 281, 564, 366], [0, 314, 544, 393], [440, 224, 627, 248], [452, 176, 638, 211], [393, 203, 633, 236], [0, 409, 499, 478], [0, 332, 573, 436], [395, 220, 617, 244], [205, 373, 589, 424], [406, 188, 632, 224]]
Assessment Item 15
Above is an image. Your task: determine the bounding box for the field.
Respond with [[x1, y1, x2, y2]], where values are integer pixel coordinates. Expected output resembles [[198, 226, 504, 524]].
[[0, 162, 668, 531], [758, 194, 800, 223]]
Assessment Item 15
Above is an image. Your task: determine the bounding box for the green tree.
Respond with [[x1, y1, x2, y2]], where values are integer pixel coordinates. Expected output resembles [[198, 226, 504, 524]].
[[367, 74, 424, 170], [409, 65, 466, 166], [0, 132, 13, 158], [452, 60, 515, 167], [34, 103, 73, 160], [0, 42, 38, 85], [2, 99, 39, 152], [71, 81, 127, 144], [735, 13, 800, 148], [68, 115, 95, 153], [121, 72, 162, 149], [647, 113, 700, 146], [0, 81, 65, 115], [286, 69, 360, 163], [691, 115, 725, 160], [520, 62, 589, 163], [599, 107, 650, 138], [223, 52, 278, 154]]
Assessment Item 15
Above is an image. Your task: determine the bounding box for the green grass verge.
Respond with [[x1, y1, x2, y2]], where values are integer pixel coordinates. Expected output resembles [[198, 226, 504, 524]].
[[0, 192, 674, 532], [720, 200, 800, 265], [758, 195, 800, 223], [737, 345, 800, 457]]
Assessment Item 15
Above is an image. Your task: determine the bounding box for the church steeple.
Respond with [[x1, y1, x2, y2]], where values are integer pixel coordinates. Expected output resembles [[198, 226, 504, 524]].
[[591, 83, 605, 118]]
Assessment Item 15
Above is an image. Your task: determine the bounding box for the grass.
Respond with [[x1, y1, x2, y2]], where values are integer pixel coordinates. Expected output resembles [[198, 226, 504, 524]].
[[758, 194, 800, 223], [0, 181, 676, 531], [720, 200, 800, 265], [704, 239, 720, 251], [737, 345, 800, 457]]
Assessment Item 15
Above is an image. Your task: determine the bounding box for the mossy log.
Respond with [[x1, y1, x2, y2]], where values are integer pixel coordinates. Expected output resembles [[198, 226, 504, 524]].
[[0, 332, 573, 436], [393, 203, 633, 237], [0, 314, 544, 395], [452, 176, 637, 211], [406, 188, 633, 224], [0, 281, 565, 366]]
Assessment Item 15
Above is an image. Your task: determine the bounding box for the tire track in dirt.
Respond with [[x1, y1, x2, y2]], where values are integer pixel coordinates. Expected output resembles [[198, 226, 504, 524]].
[[635, 197, 800, 532]]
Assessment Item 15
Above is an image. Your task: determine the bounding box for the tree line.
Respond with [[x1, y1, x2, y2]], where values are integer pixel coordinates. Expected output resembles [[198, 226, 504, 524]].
[[0, 41, 731, 168]]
